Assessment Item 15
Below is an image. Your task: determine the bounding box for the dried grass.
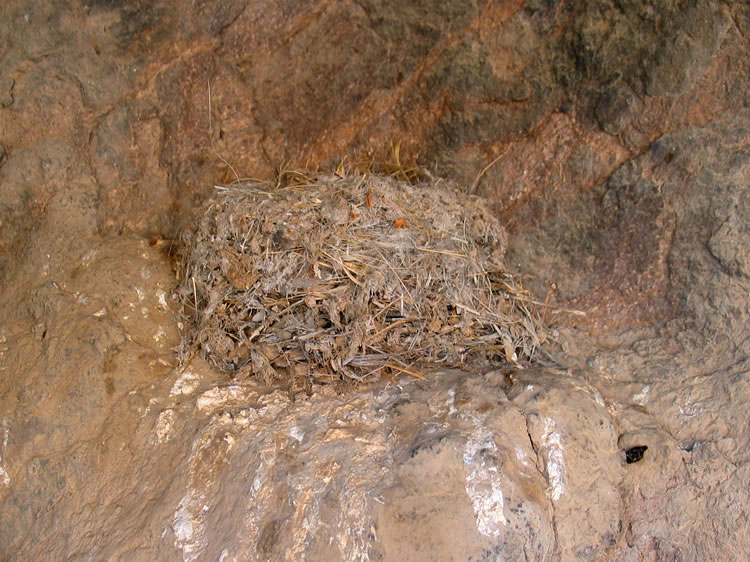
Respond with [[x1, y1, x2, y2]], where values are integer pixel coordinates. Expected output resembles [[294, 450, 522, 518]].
[[175, 172, 546, 389]]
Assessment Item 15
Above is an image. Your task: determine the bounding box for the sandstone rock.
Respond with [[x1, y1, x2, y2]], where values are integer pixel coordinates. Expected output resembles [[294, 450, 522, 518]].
[[1, 0, 749, 559]]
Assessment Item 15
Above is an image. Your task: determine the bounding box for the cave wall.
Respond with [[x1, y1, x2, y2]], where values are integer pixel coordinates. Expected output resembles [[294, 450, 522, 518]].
[[2, 0, 747, 278], [1, 0, 750, 559]]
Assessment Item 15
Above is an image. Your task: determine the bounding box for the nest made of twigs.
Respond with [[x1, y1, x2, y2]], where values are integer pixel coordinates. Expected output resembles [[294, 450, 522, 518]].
[[175, 173, 545, 389]]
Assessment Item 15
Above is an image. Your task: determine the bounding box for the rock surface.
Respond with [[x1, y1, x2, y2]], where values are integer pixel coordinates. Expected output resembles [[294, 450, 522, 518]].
[[1, 0, 749, 559], [0, 235, 622, 559]]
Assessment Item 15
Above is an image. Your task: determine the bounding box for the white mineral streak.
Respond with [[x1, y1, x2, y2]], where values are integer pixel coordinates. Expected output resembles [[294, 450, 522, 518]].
[[285, 459, 336, 561], [156, 288, 169, 310], [170, 369, 201, 396], [152, 409, 176, 444], [195, 386, 250, 412], [290, 425, 305, 442], [153, 326, 167, 343], [172, 508, 193, 547], [542, 418, 565, 502], [463, 421, 508, 536], [173, 422, 236, 562], [678, 401, 703, 416], [80, 248, 97, 266], [632, 384, 650, 405], [170, 385, 302, 561], [446, 388, 457, 414], [0, 418, 9, 484], [176, 383, 398, 562], [251, 455, 268, 494], [572, 379, 607, 409], [515, 445, 533, 467], [173, 492, 207, 562], [243, 446, 286, 558], [338, 486, 372, 562]]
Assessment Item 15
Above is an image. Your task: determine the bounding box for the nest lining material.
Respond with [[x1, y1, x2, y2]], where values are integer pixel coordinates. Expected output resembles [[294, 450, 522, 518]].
[[176, 173, 544, 387]]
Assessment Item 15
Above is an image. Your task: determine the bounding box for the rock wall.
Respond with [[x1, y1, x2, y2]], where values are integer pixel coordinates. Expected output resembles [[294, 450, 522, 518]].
[[1, 0, 749, 559]]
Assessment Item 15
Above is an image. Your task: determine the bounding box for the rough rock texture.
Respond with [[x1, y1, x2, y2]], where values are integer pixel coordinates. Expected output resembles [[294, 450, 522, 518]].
[[1, 0, 750, 559], [162, 366, 621, 561], [0, 234, 621, 559]]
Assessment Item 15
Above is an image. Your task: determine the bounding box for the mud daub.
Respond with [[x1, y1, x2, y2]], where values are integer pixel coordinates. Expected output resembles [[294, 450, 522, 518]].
[[175, 173, 545, 389]]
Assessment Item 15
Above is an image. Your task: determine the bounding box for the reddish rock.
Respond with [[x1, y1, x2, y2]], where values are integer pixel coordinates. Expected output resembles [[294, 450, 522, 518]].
[[1, 0, 749, 559]]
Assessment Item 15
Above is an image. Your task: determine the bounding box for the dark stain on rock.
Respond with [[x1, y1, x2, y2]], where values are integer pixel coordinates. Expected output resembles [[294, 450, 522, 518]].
[[625, 445, 648, 464], [258, 518, 284, 554]]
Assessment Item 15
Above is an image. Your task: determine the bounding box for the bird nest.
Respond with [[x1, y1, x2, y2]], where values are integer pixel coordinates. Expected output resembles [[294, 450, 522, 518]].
[[175, 173, 545, 390]]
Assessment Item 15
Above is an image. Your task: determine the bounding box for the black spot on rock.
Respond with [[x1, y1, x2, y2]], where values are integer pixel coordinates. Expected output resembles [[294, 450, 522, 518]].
[[625, 445, 648, 464]]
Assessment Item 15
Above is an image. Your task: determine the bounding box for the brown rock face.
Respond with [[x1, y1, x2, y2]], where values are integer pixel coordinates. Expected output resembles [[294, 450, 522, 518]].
[[1, 0, 749, 559]]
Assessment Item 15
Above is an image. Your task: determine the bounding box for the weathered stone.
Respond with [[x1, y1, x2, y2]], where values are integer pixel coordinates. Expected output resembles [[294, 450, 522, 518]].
[[1, 0, 749, 559]]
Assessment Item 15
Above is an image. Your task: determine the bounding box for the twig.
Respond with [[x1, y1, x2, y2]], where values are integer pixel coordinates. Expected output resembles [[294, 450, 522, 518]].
[[365, 318, 410, 343], [385, 363, 425, 380], [470, 146, 511, 194]]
